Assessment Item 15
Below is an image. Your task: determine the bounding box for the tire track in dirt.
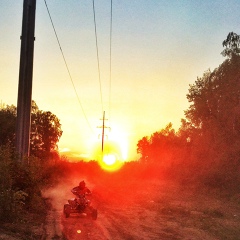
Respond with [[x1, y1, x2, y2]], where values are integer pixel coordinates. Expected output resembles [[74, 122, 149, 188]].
[[96, 204, 182, 240]]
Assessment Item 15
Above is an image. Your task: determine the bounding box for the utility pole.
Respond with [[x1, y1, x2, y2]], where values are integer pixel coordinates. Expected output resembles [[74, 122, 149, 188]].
[[101, 111, 106, 152], [15, 0, 36, 161], [98, 111, 110, 153]]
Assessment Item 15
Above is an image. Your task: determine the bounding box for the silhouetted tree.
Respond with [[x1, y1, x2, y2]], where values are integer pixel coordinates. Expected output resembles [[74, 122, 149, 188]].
[[0, 105, 16, 147], [185, 55, 240, 145], [137, 123, 179, 164], [178, 34, 240, 187], [137, 136, 150, 162], [31, 109, 62, 159], [0, 101, 62, 160], [221, 32, 240, 58]]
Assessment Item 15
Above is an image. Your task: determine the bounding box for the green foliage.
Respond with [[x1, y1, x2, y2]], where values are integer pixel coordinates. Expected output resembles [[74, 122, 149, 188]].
[[221, 32, 240, 58], [31, 102, 62, 159], [0, 100, 62, 159], [177, 40, 240, 188], [0, 145, 14, 220], [0, 146, 32, 220], [0, 105, 16, 147], [185, 55, 240, 148], [13, 190, 28, 205], [0, 146, 47, 222]]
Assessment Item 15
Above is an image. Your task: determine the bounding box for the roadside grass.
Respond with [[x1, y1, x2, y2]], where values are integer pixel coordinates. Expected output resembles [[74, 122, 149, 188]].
[[149, 186, 240, 240]]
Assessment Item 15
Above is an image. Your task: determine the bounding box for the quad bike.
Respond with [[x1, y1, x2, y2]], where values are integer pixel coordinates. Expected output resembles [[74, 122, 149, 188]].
[[63, 189, 97, 220]]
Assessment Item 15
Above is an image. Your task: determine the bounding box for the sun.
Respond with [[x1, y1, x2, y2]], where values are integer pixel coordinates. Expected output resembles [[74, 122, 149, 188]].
[[91, 140, 125, 172], [99, 153, 123, 172], [103, 154, 117, 165], [90, 125, 129, 171]]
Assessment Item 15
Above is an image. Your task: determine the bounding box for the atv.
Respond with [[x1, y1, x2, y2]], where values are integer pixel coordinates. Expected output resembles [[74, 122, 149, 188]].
[[63, 194, 97, 220]]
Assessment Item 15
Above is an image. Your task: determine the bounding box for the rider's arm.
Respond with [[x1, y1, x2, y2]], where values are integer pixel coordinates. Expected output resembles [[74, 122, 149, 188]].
[[85, 188, 92, 195], [71, 186, 80, 195]]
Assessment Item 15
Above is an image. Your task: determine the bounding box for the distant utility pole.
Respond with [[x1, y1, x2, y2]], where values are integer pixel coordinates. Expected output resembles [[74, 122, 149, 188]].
[[15, 0, 36, 161], [98, 111, 110, 153]]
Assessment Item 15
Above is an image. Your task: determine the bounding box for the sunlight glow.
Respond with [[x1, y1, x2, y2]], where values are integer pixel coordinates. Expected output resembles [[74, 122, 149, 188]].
[[91, 140, 124, 172], [87, 123, 131, 170], [103, 154, 117, 165], [98, 153, 123, 172], [59, 147, 70, 153]]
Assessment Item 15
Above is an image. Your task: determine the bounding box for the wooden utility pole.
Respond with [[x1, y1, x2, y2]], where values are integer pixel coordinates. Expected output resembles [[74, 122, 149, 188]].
[[97, 111, 110, 153], [101, 111, 106, 152], [15, 0, 36, 161]]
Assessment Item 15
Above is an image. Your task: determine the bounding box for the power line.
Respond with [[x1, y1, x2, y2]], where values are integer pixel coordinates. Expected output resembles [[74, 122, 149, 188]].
[[109, 0, 113, 125], [44, 0, 94, 133], [92, 0, 104, 114], [92, 0, 113, 124]]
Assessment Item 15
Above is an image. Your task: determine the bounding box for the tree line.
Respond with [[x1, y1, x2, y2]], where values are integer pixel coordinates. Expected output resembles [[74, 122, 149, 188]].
[[137, 32, 240, 190]]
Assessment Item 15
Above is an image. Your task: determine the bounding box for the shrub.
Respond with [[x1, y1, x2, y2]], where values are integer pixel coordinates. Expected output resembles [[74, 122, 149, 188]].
[[0, 146, 47, 222]]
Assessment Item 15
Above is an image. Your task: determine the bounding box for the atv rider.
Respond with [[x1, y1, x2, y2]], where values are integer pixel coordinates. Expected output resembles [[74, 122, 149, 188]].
[[71, 181, 91, 206]]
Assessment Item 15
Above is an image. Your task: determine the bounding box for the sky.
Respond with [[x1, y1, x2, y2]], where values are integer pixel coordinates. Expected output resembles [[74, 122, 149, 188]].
[[1, 0, 240, 161]]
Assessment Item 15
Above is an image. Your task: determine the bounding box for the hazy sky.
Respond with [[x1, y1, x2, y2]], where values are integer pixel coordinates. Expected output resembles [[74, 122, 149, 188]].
[[1, 0, 240, 160]]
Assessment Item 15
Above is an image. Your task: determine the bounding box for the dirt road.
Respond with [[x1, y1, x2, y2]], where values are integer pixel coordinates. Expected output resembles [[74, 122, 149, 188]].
[[42, 179, 240, 240]]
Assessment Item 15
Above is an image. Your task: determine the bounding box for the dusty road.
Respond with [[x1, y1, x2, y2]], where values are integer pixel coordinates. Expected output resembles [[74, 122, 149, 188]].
[[42, 178, 240, 240]]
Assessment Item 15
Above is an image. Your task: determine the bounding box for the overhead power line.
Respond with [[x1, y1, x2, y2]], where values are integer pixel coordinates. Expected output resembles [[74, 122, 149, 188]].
[[109, 0, 113, 124], [92, 0, 104, 114], [44, 0, 94, 133], [92, 0, 113, 124]]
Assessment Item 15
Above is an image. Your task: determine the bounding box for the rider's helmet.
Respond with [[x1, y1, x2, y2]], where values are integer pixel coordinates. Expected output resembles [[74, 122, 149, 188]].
[[79, 180, 85, 189]]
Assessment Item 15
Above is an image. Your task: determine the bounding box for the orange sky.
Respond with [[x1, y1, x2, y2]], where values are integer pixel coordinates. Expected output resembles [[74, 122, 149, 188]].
[[1, 1, 240, 160]]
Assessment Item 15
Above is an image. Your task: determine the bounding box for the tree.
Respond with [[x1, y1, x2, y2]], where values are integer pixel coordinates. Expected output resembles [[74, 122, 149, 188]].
[[0, 101, 62, 159], [137, 123, 178, 164], [137, 136, 150, 162], [185, 55, 240, 142], [221, 32, 240, 58], [180, 36, 240, 186], [0, 105, 16, 147], [30, 101, 63, 159], [31, 109, 62, 159]]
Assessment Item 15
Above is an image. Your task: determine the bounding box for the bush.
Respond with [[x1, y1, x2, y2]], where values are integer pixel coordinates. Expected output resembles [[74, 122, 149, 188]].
[[0, 145, 15, 220], [0, 146, 47, 222]]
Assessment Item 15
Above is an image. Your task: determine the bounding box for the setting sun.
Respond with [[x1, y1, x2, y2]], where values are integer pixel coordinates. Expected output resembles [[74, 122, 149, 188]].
[[91, 140, 125, 171], [103, 154, 117, 165], [98, 154, 123, 172]]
